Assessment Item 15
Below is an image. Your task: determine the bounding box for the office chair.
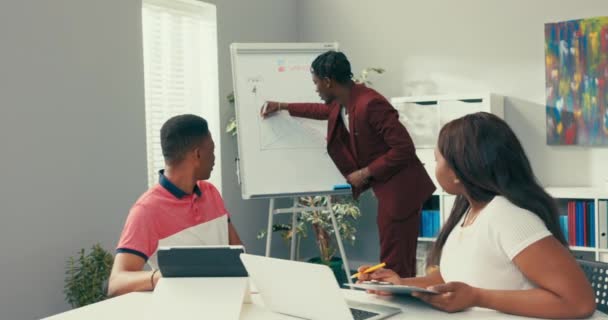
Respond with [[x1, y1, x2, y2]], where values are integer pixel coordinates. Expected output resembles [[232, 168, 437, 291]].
[[578, 259, 608, 313]]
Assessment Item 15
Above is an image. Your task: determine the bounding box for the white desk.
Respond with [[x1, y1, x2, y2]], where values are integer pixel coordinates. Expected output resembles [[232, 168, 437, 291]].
[[45, 288, 608, 320]]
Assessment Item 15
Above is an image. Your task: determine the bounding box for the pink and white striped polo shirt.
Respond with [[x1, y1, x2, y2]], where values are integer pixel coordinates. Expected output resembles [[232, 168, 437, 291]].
[[116, 171, 230, 269]]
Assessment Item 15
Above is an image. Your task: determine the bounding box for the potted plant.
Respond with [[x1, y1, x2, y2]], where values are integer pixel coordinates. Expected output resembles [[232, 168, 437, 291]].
[[64, 244, 114, 308], [353, 67, 385, 86], [257, 195, 361, 285]]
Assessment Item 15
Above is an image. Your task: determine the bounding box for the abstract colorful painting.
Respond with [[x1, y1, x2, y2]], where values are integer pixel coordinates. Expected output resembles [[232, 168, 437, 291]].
[[545, 16, 608, 146]]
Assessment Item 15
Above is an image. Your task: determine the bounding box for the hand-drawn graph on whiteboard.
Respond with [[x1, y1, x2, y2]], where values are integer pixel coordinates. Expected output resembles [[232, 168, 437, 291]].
[[248, 78, 326, 150], [259, 114, 327, 150]]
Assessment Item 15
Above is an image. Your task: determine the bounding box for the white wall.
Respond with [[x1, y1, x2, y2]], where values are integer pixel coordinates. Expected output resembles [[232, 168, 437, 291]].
[[0, 1, 147, 319], [295, 0, 608, 263]]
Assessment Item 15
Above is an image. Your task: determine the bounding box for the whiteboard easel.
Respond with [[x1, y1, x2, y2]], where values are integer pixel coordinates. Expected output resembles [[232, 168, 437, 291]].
[[230, 42, 344, 199], [231, 42, 354, 286], [265, 193, 354, 287]]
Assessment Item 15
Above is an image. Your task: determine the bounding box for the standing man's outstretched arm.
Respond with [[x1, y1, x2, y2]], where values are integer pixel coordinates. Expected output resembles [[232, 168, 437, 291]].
[[261, 101, 331, 120]]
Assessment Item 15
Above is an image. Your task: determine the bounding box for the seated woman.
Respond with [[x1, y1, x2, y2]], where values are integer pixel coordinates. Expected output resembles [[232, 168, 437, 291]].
[[358, 112, 595, 319]]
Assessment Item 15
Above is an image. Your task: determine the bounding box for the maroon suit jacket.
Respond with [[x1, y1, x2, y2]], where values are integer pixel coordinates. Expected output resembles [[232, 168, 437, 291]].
[[288, 84, 436, 218]]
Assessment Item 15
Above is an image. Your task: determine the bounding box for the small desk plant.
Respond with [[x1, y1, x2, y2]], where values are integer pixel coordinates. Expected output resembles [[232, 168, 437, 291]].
[[64, 244, 114, 308]]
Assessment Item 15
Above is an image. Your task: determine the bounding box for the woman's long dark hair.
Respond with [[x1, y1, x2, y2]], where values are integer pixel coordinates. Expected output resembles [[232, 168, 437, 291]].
[[427, 112, 567, 266]]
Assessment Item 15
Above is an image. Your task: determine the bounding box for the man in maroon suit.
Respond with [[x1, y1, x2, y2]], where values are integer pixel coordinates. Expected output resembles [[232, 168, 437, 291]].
[[261, 51, 436, 277]]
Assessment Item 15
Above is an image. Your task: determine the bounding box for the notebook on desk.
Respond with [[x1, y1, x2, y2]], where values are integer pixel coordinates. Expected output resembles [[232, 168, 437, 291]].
[[240, 253, 402, 320]]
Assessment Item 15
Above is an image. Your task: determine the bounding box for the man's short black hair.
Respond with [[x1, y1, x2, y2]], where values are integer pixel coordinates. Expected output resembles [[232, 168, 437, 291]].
[[160, 114, 209, 165], [311, 51, 353, 84]]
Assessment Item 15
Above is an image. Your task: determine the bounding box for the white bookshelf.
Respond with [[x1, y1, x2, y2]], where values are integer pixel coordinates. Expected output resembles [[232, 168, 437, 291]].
[[417, 187, 608, 272], [544, 187, 606, 199], [545, 187, 608, 262]]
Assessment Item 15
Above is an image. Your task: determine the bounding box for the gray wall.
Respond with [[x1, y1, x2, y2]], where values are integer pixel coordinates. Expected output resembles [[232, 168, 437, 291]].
[[295, 0, 608, 264], [0, 1, 147, 319], [0, 0, 300, 318]]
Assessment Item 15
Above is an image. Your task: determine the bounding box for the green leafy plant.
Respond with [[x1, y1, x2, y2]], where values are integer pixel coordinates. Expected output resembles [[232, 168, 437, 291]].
[[257, 195, 361, 264], [353, 67, 385, 86], [225, 92, 237, 136], [64, 244, 114, 308]]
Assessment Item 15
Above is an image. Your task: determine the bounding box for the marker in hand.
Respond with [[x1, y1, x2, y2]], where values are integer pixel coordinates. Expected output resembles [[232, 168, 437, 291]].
[[351, 262, 386, 279], [260, 102, 269, 117]]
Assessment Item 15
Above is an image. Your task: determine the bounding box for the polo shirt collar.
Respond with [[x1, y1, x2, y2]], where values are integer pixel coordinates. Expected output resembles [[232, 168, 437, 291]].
[[158, 170, 202, 199]]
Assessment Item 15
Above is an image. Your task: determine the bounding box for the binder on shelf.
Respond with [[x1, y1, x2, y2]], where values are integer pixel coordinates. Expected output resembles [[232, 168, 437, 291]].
[[600, 200, 608, 249], [432, 210, 440, 237], [420, 211, 428, 237], [587, 201, 595, 248], [421, 211, 427, 237], [426, 211, 432, 237], [582, 201, 588, 247], [576, 202, 584, 247], [568, 201, 576, 246], [420, 210, 440, 238], [559, 215, 569, 243]]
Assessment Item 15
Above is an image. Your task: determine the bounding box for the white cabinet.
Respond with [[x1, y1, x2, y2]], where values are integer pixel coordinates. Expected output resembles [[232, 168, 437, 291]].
[[391, 92, 505, 194], [392, 93, 504, 150], [392, 93, 504, 197], [394, 100, 439, 149]]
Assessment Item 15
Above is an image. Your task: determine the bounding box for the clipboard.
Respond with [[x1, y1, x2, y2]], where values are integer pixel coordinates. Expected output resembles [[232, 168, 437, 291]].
[[344, 281, 439, 295]]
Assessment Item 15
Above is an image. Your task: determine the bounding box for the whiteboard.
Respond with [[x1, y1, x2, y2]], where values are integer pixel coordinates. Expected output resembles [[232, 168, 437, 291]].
[[230, 43, 348, 199]]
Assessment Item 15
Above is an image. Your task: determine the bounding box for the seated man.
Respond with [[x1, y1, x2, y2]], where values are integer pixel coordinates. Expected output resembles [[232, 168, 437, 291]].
[[108, 114, 242, 297]]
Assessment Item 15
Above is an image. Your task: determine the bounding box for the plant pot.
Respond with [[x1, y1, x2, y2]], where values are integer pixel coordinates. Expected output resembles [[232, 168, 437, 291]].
[[307, 257, 348, 287]]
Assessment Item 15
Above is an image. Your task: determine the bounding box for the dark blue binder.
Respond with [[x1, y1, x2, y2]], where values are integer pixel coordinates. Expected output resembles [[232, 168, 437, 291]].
[[588, 201, 596, 247], [576, 202, 584, 246]]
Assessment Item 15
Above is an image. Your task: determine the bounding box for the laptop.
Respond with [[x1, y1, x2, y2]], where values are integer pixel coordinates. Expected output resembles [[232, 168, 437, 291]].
[[240, 253, 402, 320], [157, 245, 247, 277]]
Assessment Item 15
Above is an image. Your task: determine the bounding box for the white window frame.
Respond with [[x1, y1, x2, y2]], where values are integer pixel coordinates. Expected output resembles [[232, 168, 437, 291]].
[[142, 0, 221, 192]]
